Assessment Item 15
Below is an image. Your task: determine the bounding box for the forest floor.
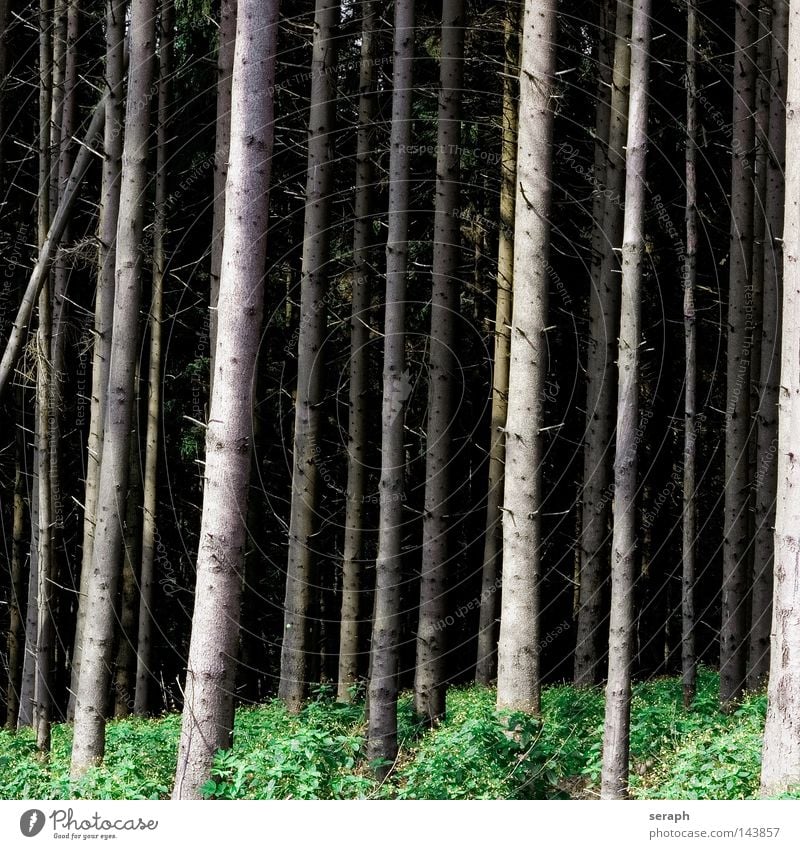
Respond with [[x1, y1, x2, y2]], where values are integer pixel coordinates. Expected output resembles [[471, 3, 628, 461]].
[[1, 668, 794, 800]]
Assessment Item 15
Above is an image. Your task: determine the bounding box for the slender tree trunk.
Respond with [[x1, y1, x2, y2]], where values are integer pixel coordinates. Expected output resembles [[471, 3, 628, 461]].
[[495, 0, 557, 714], [71, 0, 156, 775], [475, 1, 519, 686], [0, 0, 8, 187], [208, 0, 236, 394], [278, 0, 341, 713], [720, 0, 758, 710], [413, 0, 465, 726], [18, 427, 39, 730], [337, 0, 376, 703], [69, 0, 125, 721], [367, 0, 415, 778], [574, 0, 632, 686], [760, 1, 800, 796], [600, 0, 652, 800], [135, 0, 172, 717], [172, 0, 278, 798], [682, 0, 699, 710], [749, 0, 788, 692]]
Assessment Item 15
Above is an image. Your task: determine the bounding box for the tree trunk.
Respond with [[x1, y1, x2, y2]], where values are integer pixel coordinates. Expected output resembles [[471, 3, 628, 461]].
[[495, 0, 557, 714], [18, 424, 39, 730], [278, 0, 341, 714], [337, 0, 377, 703], [574, 0, 632, 686], [760, 0, 800, 796], [208, 0, 236, 394], [413, 0, 465, 726], [172, 0, 278, 799], [135, 0, 172, 717], [749, 0, 788, 692], [68, 0, 125, 721], [600, 0, 652, 800], [71, 0, 156, 776], [720, 0, 758, 710], [367, 0, 415, 779]]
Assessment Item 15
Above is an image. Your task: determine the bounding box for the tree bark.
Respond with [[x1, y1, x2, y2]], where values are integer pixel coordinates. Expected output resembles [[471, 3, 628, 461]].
[[71, 0, 156, 775], [367, 0, 415, 779], [413, 0, 465, 726], [495, 0, 557, 714], [600, 0, 652, 800], [18, 422, 39, 730], [574, 0, 632, 686], [172, 0, 278, 799], [337, 0, 377, 703], [278, 0, 341, 713]]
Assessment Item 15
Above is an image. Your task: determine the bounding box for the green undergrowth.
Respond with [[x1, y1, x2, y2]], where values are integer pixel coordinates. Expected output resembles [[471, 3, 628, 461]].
[[0, 669, 788, 800]]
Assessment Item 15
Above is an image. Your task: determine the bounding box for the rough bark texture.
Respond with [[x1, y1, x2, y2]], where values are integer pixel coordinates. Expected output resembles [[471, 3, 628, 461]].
[[172, 0, 278, 799], [749, 0, 788, 692], [367, 0, 415, 778], [760, 0, 800, 796], [600, 0, 651, 800], [337, 0, 376, 703], [573, 0, 632, 686], [495, 0, 557, 715], [720, 0, 758, 710], [413, 0, 465, 725], [71, 0, 156, 775], [475, 2, 519, 686], [278, 0, 341, 713]]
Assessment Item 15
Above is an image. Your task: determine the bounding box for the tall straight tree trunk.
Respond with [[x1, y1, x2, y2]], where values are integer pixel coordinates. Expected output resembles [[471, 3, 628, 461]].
[[475, 0, 519, 686], [495, 0, 557, 715], [573, 0, 632, 686], [749, 0, 788, 691], [413, 0, 465, 726], [720, 0, 758, 710], [337, 0, 377, 703], [68, 0, 125, 721], [71, 0, 156, 775], [135, 0, 172, 717], [600, 0, 652, 800], [760, 1, 800, 796], [18, 430, 39, 730], [278, 0, 341, 713], [682, 0, 699, 710], [367, 0, 415, 778], [208, 0, 236, 393], [172, 0, 278, 798]]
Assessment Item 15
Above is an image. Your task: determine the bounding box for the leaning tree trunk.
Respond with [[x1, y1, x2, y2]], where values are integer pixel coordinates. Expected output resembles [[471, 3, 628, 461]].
[[682, 0, 699, 710], [495, 0, 557, 715], [68, 0, 125, 721], [172, 0, 278, 799], [720, 0, 758, 711], [278, 0, 341, 714], [71, 0, 156, 776], [337, 0, 377, 703], [573, 0, 632, 686], [135, 0, 173, 717], [760, 0, 800, 797], [475, 0, 519, 686], [600, 0, 652, 800], [749, 0, 788, 691], [414, 0, 465, 726], [367, 0, 415, 779]]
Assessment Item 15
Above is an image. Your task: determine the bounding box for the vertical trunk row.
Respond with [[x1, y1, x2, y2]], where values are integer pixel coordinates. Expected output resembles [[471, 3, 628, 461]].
[[279, 0, 341, 713], [367, 0, 415, 778], [495, 0, 557, 715], [600, 0, 652, 800], [573, 0, 633, 686], [135, 0, 173, 717], [337, 0, 377, 703], [413, 0, 465, 725], [172, 0, 279, 798], [71, 0, 156, 775]]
